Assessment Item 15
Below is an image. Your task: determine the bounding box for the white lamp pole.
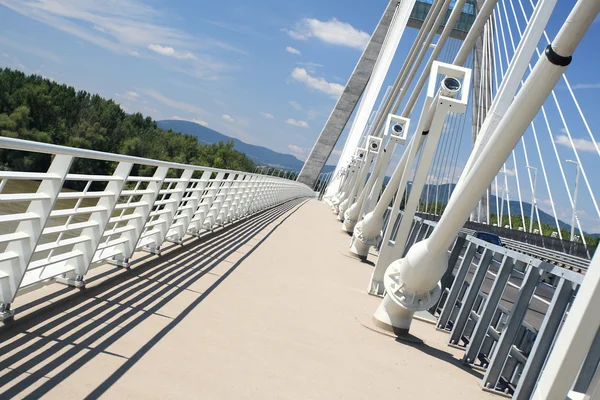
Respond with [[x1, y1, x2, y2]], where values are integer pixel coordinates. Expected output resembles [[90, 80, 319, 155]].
[[566, 159, 580, 241], [372, 0, 600, 336]]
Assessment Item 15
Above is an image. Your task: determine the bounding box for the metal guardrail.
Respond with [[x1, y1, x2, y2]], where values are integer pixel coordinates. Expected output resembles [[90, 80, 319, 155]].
[[459, 227, 590, 273], [0, 137, 315, 320], [431, 232, 589, 398], [382, 208, 591, 272], [378, 212, 598, 398], [417, 212, 595, 261]]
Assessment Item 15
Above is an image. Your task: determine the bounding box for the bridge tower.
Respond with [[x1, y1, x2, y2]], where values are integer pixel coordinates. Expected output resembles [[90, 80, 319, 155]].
[[298, 0, 491, 223]]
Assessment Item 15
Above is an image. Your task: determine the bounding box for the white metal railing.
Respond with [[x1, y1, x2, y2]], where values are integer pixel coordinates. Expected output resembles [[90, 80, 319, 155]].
[[0, 137, 314, 318]]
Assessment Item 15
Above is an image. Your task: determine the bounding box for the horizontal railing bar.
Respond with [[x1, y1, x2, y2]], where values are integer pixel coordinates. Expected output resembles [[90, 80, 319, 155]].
[[42, 220, 100, 235], [0, 136, 302, 181], [35, 236, 91, 253], [0, 212, 40, 224], [57, 191, 114, 200], [108, 213, 142, 224], [27, 250, 83, 271], [50, 206, 106, 217], [0, 193, 51, 202], [65, 174, 122, 181], [0, 171, 61, 180]]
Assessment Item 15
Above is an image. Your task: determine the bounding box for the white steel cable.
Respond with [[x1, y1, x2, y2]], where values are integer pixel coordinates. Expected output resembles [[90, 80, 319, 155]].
[[509, 0, 592, 243], [499, 0, 542, 231], [522, 0, 600, 159], [492, 8, 549, 235], [448, 51, 474, 197]]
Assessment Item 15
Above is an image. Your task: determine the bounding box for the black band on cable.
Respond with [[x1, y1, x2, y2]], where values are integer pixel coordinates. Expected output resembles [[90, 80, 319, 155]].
[[422, 130, 430, 136], [545, 45, 572, 67]]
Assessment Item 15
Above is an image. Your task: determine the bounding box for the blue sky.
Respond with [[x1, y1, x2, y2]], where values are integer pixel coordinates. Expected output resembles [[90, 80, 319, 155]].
[[0, 0, 599, 233], [0, 0, 386, 161]]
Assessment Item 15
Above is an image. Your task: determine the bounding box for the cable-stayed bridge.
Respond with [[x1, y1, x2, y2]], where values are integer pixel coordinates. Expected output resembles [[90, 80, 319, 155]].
[[1, 0, 600, 399]]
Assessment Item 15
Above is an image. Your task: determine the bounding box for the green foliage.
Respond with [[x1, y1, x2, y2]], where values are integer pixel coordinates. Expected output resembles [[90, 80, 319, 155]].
[[415, 198, 598, 245], [0, 68, 255, 177]]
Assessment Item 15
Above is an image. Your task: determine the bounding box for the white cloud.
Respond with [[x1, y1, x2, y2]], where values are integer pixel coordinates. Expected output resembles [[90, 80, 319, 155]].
[[171, 115, 208, 127], [124, 91, 140, 100], [288, 144, 305, 154], [1, 0, 188, 53], [296, 61, 323, 73], [222, 114, 234, 123], [0, 0, 243, 81], [286, 118, 309, 128], [571, 83, 600, 90], [555, 134, 600, 153], [174, 55, 234, 81], [286, 46, 301, 55], [291, 68, 344, 99], [289, 101, 303, 111], [260, 112, 275, 120], [148, 44, 195, 60], [140, 88, 207, 115], [284, 18, 370, 50], [331, 149, 342, 157]]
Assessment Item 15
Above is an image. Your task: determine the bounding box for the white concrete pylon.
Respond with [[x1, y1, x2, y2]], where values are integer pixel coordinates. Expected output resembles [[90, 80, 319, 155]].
[[326, 0, 417, 197], [373, 0, 599, 336]]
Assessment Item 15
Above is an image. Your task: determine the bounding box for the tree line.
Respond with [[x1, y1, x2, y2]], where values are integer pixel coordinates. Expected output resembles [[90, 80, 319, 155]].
[[0, 68, 256, 180]]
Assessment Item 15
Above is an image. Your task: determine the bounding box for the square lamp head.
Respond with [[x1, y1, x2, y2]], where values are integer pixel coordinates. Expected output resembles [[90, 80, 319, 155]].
[[428, 61, 472, 114], [383, 114, 410, 144], [367, 136, 383, 153]]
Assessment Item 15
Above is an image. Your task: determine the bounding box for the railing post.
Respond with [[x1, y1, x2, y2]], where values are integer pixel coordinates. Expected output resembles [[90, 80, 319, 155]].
[[205, 173, 235, 228], [448, 248, 494, 347], [111, 166, 169, 267], [227, 175, 249, 221], [483, 265, 541, 393], [239, 175, 258, 217], [216, 174, 243, 226], [513, 277, 575, 399], [172, 170, 211, 238], [240, 175, 260, 216], [437, 241, 477, 330], [429, 233, 467, 315], [251, 176, 269, 213], [58, 161, 133, 287], [218, 174, 245, 225], [462, 254, 515, 365], [154, 168, 194, 245], [0, 154, 73, 317], [190, 172, 224, 233]]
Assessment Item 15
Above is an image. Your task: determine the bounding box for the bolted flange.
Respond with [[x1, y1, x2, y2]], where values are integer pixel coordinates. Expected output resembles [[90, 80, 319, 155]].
[[384, 259, 442, 312]]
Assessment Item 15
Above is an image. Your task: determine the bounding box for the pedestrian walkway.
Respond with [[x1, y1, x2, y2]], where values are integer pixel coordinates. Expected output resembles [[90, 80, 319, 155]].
[[0, 199, 497, 399]]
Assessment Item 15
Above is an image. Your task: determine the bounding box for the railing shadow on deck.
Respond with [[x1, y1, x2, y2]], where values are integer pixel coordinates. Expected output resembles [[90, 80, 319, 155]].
[[0, 198, 307, 399]]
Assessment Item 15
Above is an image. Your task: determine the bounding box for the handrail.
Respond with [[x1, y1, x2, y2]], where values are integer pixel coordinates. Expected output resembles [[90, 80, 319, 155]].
[[0, 136, 275, 177], [0, 138, 315, 321]]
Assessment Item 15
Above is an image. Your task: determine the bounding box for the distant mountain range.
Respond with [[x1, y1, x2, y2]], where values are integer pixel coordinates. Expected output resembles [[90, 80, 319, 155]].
[[157, 120, 335, 173], [156, 119, 594, 235]]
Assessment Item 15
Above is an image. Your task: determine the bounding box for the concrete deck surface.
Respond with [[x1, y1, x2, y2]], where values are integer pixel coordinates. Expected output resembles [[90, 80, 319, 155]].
[[0, 199, 497, 399]]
